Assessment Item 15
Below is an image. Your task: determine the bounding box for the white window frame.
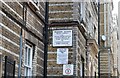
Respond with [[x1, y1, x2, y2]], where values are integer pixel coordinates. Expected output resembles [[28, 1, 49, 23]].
[[24, 44, 33, 77]]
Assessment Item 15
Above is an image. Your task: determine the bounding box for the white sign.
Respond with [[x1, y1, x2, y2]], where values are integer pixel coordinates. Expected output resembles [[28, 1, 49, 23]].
[[57, 48, 68, 64], [63, 64, 74, 75], [53, 30, 72, 47]]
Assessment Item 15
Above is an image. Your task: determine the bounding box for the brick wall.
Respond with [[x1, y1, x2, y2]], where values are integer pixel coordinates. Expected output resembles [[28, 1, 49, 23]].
[[1, 1, 45, 77], [47, 24, 86, 77]]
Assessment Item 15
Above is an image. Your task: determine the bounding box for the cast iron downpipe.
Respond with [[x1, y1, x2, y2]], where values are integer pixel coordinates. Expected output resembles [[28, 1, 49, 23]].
[[98, 0, 100, 46], [44, 1, 49, 78], [18, 29, 22, 78], [98, 0, 100, 78], [18, 2, 26, 78]]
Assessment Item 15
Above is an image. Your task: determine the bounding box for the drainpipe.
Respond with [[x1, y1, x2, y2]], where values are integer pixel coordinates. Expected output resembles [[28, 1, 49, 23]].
[[98, 0, 100, 46], [108, 49, 111, 78], [98, 50, 100, 78], [44, 1, 49, 78], [18, 2, 26, 78], [104, 0, 106, 47], [98, 0, 100, 78], [18, 28, 22, 78]]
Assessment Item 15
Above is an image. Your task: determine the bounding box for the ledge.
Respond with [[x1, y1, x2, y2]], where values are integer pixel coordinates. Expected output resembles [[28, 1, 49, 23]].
[[87, 39, 99, 54]]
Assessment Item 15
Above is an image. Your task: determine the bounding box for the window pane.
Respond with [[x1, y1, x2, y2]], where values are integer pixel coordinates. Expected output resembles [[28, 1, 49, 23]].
[[28, 48, 31, 66], [28, 68, 32, 76], [25, 67, 28, 76], [25, 47, 28, 65]]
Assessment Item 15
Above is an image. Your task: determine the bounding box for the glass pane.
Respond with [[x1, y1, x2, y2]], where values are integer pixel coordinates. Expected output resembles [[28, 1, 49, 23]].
[[26, 68, 28, 76], [25, 67, 28, 76], [28, 48, 31, 66], [25, 68, 26, 76], [29, 68, 32, 76], [25, 47, 28, 65]]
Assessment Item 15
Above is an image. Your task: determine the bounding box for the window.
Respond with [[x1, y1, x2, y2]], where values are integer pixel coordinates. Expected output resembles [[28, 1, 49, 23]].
[[24, 44, 33, 77], [80, 57, 84, 78], [80, 2, 86, 21]]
